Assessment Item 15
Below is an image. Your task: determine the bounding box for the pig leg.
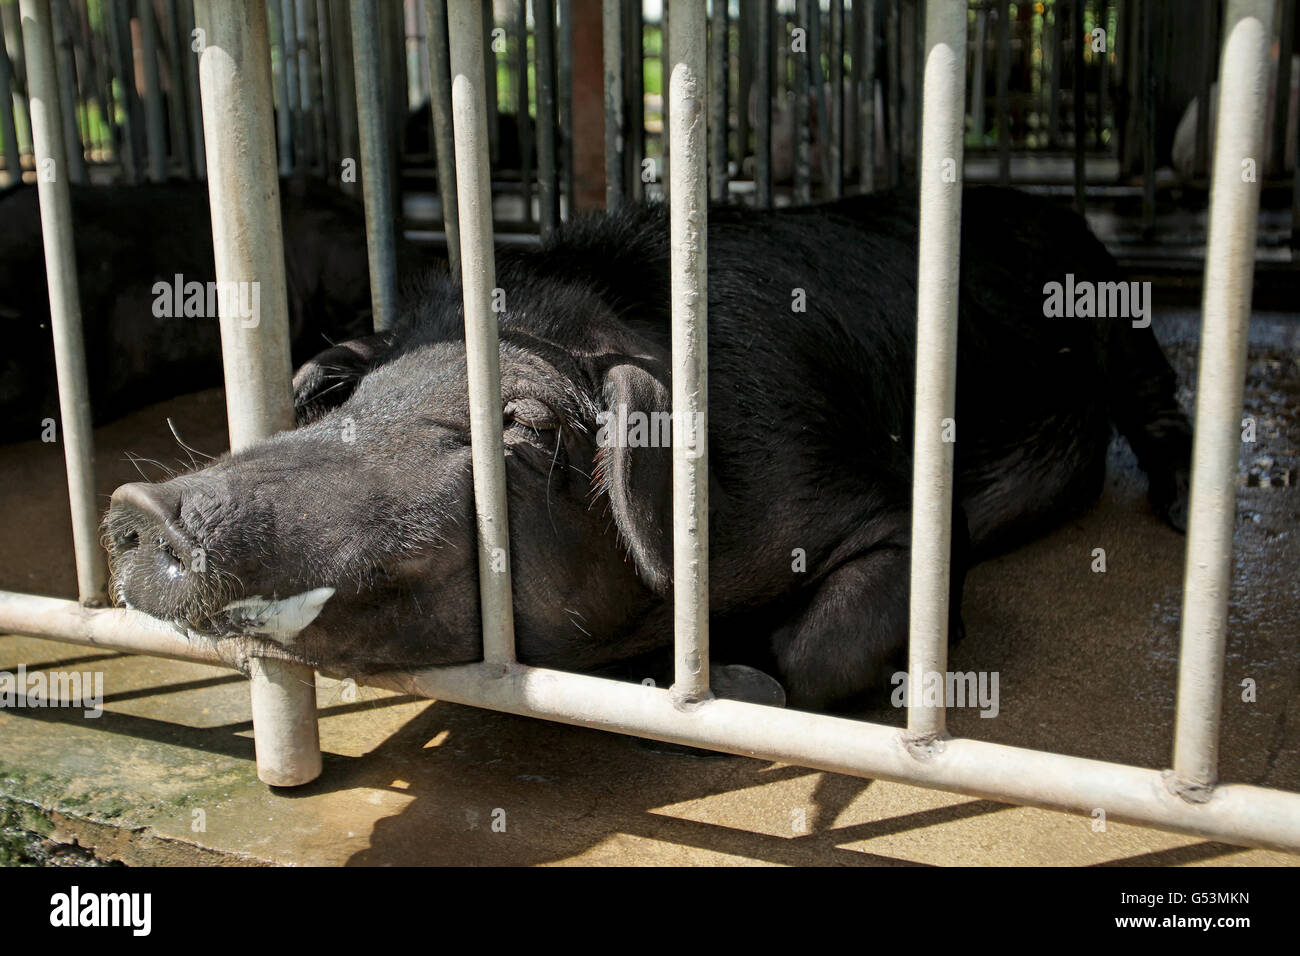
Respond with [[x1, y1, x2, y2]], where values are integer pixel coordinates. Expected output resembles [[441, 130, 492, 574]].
[[770, 513, 969, 711], [1108, 326, 1193, 531]]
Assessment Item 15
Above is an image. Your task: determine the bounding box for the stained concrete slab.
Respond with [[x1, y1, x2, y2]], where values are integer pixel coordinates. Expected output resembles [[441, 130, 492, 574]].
[[0, 308, 1296, 866]]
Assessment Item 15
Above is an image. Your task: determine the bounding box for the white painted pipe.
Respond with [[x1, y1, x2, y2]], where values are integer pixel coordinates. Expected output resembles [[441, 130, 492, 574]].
[[447, 0, 516, 665], [667, 0, 709, 706], [17, 0, 106, 607], [1173, 0, 1275, 795], [906, 0, 966, 742], [4, 593, 1299, 853], [193, 0, 321, 788]]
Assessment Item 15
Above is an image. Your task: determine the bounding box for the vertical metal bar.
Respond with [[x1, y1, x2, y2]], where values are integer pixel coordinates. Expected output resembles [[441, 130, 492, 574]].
[[1270, 0, 1294, 178], [828, 0, 842, 197], [859, 0, 874, 192], [906, 0, 965, 743], [1049, 0, 1062, 144], [18, 0, 106, 607], [192, 0, 321, 787], [407, 0, 426, 105], [625, 0, 644, 201], [886, 0, 899, 184], [970, 5, 984, 140], [794, 0, 811, 202], [1141, 0, 1154, 229], [536, 0, 559, 234], [283, 0, 304, 170], [709, 0, 727, 201], [1095, 0, 1107, 150], [384, 0, 405, 173], [316, 0, 338, 171], [331, 0, 356, 189], [1194, 2, 1213, 179], [68, 0, 96, 156], [298, 0, 324, 173], [350, 0, 398, 331], [270, 0, 295, 175], [996, 0, 1009, 184], [736, 0, 752, 176], [1293, 88, 1300, 250], [447, 0, 516, 666], [1072, 0, 1085, 211], [660, 0, 668, 200], [602, 0, 623, 209], [138, 0, 166, 180], [49, 0, 83, 182], [105, 0, 140, 182], [1172, 0, 1275, 796], [755, 0, 771, 206], [0, 3, 23, 183], [898, 0, 912, 178], [159, 0, 193, 179], [481, 0, 498, 165], [559, 0, 573, 215], [776, 4, 786, 107], [667, 0, 708, 706], [513, 0, 531, 224], [809, 0, 829, 186], [425, 0, 459, 273], [177, 0, 203, 177]]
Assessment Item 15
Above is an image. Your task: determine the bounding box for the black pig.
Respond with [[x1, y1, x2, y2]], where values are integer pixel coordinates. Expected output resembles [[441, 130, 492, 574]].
[[104, 187, 1191, 710], [0, 178, 429, 441]]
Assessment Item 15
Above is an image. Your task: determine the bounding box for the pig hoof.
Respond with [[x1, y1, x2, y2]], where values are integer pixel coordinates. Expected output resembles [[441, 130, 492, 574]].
[[1151, 468, 1191, 533], [708, 664, 787, 708], [631, 666, 785, 758]]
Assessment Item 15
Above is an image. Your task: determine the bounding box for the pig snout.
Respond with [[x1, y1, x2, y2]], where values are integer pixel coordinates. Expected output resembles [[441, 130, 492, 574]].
[[106, 481, 219, 624]]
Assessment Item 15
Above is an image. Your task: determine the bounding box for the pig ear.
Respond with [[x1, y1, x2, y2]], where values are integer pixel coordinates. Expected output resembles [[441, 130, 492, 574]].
[[596, 357, 674, 595], [292, 332, 392, 424]]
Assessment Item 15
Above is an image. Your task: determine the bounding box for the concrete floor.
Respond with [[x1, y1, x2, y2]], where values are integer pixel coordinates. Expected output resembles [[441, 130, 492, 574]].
[[0, 309, 1296, 866]]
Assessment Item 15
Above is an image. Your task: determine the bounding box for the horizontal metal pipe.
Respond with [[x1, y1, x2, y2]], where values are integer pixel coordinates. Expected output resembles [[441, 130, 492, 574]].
[[0, 591, 227, 665], [3, 593, 1300, 854]]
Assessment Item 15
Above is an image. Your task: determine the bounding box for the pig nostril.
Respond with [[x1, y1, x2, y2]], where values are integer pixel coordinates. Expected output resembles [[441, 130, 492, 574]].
[[154, 537, 187, 579], [113, 530, 140, 554]]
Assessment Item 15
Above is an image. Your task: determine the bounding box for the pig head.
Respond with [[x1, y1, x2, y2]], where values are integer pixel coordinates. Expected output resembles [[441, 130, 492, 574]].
[[104, 276, 682, 678]]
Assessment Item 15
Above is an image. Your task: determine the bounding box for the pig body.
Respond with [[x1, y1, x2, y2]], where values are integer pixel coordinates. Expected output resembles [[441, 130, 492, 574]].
[[106, 187, 1191, 710]]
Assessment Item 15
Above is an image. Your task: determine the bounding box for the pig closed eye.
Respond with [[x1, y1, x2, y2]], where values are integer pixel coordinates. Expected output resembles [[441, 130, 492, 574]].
[[504, 398, 559, 435]]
